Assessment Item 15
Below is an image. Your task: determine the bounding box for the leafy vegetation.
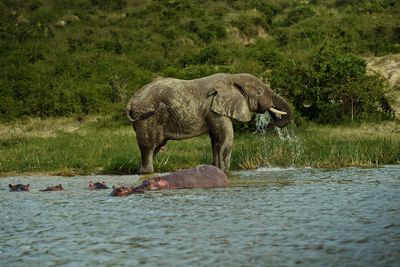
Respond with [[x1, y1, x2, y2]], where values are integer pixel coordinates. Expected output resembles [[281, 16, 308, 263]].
[[269, 45, 394, 123], [0, 0, 399, 123]]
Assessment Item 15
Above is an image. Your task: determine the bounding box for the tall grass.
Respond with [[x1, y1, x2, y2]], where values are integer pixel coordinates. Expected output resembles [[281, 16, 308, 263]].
[[0, 118, 399, 176]]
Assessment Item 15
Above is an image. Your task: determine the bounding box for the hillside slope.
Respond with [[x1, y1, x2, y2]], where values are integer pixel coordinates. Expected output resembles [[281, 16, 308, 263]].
[[367, 54, 400, 117], [1, 0, 399, 122]]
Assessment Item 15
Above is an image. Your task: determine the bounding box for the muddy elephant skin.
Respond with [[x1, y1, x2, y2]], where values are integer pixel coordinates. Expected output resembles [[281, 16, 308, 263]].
[[9, 184, 30, 192], [126, 73, 292, 174]]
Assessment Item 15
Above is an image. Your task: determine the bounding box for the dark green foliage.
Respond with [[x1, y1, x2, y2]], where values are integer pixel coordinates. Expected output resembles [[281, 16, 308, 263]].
[[283, 6, 315, 26], [269, 46, 394, 123], [0, 0, 397, 123]]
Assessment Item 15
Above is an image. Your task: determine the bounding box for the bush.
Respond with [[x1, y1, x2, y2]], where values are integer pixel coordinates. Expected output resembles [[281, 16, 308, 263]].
[[166, 65, 232, 80], [0, 0, 398, 123], [283, 6, 315, 26], [247, 39, 283, 68], [30, 6, 55, 24], [231, 12, 267, 38], [269, 46, 394, 123]]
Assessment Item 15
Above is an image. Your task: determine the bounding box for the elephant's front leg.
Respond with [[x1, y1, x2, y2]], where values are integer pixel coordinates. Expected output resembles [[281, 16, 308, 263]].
[[208, 116, 233, 172]]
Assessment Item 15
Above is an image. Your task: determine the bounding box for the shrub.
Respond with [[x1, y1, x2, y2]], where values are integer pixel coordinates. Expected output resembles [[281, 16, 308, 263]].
[[248, 39, 283, 68], [231, 14, 261, 38], [269, 46, 394, 123], [0, 0, 398, 123], [283, 6, 315, 26]]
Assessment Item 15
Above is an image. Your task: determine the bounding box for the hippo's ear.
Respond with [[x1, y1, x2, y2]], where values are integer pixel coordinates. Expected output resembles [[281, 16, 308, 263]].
[[26, 184, 30, 188], [9, 184, 12, 188], [155, 176, 161, 182]]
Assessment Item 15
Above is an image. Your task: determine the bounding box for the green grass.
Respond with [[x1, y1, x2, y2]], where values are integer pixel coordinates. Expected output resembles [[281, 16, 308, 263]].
[[1, 117, 399, 176]]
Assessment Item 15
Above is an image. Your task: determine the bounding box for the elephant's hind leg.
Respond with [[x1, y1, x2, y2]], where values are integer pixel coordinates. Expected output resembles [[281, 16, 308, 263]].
[[135, 124, 165, 174], [138, 143, 155, 174]]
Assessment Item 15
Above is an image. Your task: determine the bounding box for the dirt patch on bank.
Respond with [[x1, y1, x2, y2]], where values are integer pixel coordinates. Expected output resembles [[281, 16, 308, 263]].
[[0, 117, 98, 139], [367, 54, 400, 118]]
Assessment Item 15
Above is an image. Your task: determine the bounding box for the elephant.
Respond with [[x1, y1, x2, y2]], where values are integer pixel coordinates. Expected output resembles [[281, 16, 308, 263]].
[[126, 73, 292, 173]]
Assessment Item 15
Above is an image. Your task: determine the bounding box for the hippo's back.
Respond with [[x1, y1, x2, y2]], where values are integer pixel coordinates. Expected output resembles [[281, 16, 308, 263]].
[[162, 165, 228, 189]]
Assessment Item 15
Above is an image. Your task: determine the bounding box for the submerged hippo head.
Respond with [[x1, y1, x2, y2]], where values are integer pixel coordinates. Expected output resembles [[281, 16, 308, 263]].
[[110, 186, 145, 197], [9, 184, 30, 192], [88, 181, 109, 190], [140, 177, 169, 190], [39, 184, 64, 192]]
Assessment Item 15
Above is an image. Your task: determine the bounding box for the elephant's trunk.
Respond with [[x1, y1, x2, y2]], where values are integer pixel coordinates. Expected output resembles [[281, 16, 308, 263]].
[[269, 94, 292, 128]]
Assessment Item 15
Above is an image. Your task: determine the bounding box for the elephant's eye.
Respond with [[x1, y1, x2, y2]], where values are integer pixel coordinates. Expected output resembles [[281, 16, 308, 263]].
[[257, 90, 262, 95]]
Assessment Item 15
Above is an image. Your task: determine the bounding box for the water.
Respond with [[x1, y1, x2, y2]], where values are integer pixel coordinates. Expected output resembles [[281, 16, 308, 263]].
[[1, 166, 400, 267], [254, 112, 293, 140]]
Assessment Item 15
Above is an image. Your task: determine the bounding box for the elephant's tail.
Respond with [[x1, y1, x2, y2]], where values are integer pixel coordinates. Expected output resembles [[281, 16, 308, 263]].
[[126, 104, 155, 122], [125, 108, 136, 122]]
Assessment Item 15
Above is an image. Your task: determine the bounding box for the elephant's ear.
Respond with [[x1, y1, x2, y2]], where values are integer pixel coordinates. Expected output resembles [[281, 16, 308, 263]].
[[210, 83, 252, 122]]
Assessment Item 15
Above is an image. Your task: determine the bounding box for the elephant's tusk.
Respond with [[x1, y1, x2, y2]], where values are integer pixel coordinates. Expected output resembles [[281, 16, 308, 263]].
[[269, 107, 287, 116]]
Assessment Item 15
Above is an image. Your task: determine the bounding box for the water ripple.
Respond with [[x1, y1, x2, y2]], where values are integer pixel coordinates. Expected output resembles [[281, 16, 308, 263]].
[[1, 166, 400, 266]]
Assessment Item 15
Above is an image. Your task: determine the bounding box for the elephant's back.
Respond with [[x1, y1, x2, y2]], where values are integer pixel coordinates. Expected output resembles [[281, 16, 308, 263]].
[[132, 75, 229, 104], [133, 78, 201, 104]]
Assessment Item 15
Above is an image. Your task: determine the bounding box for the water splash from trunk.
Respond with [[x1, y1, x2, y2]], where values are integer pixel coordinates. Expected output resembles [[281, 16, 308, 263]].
[[254, 112, 272, 134], [254, 112, 291, 140], [254, 112, 304, 166]]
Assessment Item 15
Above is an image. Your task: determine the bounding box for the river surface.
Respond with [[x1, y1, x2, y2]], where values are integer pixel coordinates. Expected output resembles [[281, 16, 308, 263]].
[[1, 166, 400, 267]]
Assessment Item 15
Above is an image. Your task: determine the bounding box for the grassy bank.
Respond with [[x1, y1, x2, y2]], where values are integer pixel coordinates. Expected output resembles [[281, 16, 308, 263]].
[[1, 117, 399, 176]]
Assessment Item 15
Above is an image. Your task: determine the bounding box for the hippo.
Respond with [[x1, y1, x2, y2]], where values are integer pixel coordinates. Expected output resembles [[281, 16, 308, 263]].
[[143, 165, 228, 190], [110, 186, 145, 196], [9, 184, 30, 192], [110, 165, 228, 197], [39, 184, 64, 191], [88, 181, 109, 190]]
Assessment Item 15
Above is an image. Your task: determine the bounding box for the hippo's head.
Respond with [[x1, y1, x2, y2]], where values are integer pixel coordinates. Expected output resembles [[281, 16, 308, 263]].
[[141, 179, 159, 190], [141, 177, 169, 190], [110, 186, 144, 197], [89, 181, 109, 190], [110, 186, 130, 196], [52, 184, 64, 191], [9, 184, 30, 192], [39, 184, 64, 192]]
